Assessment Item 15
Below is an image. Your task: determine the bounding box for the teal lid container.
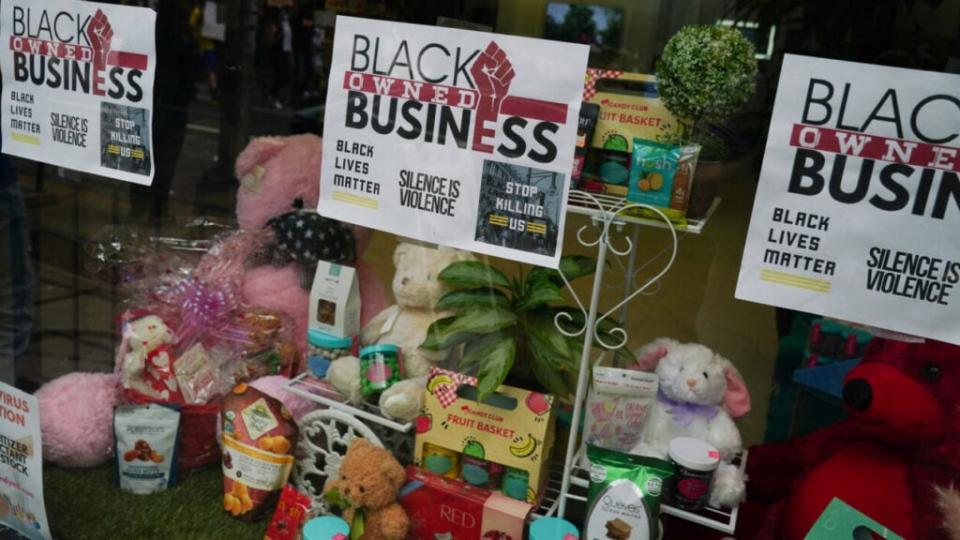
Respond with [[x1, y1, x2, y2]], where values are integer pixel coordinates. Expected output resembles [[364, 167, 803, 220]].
[[302, 516, 350, 540], [360, 343, 399, 355], [530, 517, 579, 540], [308, 329, 354, 348]]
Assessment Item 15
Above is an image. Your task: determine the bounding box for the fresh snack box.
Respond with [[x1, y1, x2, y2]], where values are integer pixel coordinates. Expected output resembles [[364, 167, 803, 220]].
[[580, 69, 684, 197], [399, 466, 533, 540], [415, 368, 556, 505], [626, 139, 701, 226]]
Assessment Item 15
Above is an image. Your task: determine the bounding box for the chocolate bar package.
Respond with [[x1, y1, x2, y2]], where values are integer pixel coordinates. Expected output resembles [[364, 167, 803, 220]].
[[585, 445, 673, 540]]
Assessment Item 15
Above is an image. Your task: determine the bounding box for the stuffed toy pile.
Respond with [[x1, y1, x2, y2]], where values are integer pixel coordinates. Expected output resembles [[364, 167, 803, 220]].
[[746, 337, 960, 540], [34, 134, 387, 469]]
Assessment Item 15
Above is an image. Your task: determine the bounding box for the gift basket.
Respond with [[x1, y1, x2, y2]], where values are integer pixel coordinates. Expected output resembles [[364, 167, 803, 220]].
[[106, 228, 302, 470]]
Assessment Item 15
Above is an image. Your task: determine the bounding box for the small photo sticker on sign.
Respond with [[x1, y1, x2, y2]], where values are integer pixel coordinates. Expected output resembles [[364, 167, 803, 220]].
[[474, 160, 563, 257]]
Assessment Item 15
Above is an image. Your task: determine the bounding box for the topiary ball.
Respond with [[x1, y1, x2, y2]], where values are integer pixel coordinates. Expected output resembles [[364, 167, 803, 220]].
[[656, 24, 758, 123]]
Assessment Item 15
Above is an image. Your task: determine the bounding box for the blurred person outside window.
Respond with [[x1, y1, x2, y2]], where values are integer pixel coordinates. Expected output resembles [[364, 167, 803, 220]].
[[294, 7, 319, 103], [190, 1, 219, 101], [0, 140, 34, 386], [270, 7, 294, 109]]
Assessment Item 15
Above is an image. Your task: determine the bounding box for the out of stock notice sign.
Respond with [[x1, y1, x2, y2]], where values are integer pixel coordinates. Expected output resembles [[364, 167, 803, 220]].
[[1, 0, 156, 185], [737, 54, 960, 344], [318, 16, 589, 268]]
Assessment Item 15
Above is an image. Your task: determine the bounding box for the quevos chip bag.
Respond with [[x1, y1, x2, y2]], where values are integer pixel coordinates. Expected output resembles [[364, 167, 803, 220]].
[[114, 404, 181, 494], [585, 445, 673, 540]]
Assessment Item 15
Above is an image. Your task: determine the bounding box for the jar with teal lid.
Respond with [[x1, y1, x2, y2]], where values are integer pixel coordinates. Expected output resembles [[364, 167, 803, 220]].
[[530, 517, 579, 540], [302, 515, 349, 540], [359, 344, 403, 396], [501, 467, 529, 501], [308, 330, 354, 378]]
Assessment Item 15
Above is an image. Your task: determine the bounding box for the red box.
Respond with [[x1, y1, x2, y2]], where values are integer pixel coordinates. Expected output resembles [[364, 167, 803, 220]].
[[400, 466, 533, 540]]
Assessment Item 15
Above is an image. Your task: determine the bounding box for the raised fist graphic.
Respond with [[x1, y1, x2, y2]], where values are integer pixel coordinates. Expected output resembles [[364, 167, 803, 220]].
[[86, 9, 113, 68], [470, 42, 515, 153], [471, 41, 515, 103]]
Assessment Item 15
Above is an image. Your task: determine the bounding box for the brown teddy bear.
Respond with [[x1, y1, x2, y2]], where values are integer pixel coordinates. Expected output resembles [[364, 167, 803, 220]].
[[323, 439, 409, 540]]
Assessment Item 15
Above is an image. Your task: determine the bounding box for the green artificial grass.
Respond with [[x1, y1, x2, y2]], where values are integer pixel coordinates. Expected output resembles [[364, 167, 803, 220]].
[[43, 464, 265, 540]]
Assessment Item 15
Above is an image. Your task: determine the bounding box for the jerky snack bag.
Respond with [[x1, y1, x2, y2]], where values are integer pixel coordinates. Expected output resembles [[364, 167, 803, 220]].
[[221, 383, 299, 521], [573, 102, 601, 187], [114, 404, 181, 494], [585, 445, 673, 540]]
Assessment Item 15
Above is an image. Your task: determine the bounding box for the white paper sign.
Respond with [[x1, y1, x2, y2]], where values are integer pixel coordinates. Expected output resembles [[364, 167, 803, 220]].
[[0, 383, 50, 540], [318, 16, 589, 268], [737, 55, 960, 344], [1, 0, 157, 185]]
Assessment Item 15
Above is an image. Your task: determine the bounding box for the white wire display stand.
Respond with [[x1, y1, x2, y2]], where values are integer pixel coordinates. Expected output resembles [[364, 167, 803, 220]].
[[286, 371, 414, 433], [285, 189, 739, 533], [545, 189, 741, 535]]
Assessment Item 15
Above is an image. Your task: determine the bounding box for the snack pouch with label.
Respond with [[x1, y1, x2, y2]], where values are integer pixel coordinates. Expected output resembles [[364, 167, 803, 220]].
[[627, 139, 700, 226], [586, 445, 673, 540], [114, 404, 181, 494], [220, 383, 299, 521], [582, 366, 658, 466]]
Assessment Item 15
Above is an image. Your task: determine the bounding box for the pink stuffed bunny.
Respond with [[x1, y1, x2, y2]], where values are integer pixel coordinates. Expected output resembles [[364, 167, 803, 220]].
[[204, 134, 388, 354], [633, 337, 751, 508]]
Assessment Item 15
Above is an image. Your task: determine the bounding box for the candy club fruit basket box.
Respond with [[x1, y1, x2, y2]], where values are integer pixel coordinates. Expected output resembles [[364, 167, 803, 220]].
[[580, 69, 683, 196], [414, 368, 556, 505]]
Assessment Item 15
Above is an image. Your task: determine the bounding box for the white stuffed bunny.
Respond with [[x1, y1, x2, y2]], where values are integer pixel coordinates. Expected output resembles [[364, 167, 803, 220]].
[[634, 337, 751, 508], [327, 241, 475, 420]]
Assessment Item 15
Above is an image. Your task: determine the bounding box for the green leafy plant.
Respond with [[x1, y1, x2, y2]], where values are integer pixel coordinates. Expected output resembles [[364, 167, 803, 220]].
[[420, 256, 627, 401], [656, 24, 758, 159]]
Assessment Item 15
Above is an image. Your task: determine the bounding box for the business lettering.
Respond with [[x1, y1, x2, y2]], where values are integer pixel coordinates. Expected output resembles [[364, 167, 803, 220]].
[[10, 7, 146, 101]]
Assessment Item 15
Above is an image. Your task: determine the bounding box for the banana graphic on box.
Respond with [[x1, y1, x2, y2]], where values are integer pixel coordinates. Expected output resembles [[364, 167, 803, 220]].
[[426, 373, 455, 394], [509, 434, 538, 458]]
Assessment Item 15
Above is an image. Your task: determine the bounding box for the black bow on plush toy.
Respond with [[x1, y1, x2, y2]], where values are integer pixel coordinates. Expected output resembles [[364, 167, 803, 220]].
[[251, 199, 357, 288]]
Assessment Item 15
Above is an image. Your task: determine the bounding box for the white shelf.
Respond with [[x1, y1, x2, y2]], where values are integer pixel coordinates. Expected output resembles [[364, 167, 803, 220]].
[[566, 191, 721, 235], [284, 372, 413, 433], [538, 447, 747, 535]]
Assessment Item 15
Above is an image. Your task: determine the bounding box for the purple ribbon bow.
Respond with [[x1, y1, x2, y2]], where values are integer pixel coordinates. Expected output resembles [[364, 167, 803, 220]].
[[171, 277, 250, 347], [657, 389, 719, 427]]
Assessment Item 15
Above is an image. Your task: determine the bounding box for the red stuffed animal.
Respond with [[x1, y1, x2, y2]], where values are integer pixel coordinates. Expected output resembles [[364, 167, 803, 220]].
[[746, 337, 960, 540]]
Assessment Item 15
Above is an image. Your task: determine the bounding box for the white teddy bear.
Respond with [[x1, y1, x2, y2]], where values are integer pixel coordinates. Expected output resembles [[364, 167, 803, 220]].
[[634, 337, 751, 509], [116, 314, 176, 400], [327, 241, 475, 420]]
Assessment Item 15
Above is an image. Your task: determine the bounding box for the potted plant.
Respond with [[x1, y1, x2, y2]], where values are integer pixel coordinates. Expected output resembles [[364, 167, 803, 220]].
[[655, 24, 758, 216], [420, 256, 628, 401]]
